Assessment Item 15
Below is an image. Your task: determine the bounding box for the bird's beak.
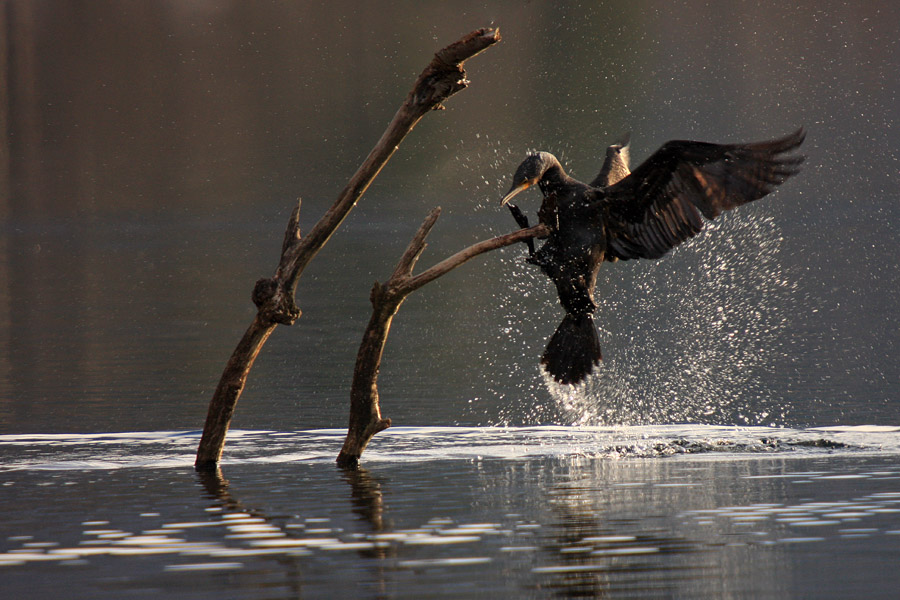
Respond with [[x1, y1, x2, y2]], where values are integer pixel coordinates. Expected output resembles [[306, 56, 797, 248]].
[[500, 181, 531, 206], [614, 131, 631, 149]]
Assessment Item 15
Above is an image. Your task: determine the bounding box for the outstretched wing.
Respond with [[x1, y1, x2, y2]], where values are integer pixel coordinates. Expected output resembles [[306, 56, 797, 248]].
[[603, 128, 805, 261]]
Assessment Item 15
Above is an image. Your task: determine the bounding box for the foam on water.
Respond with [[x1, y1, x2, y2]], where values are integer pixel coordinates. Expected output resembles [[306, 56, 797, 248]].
[[1, 425, 899, 472]]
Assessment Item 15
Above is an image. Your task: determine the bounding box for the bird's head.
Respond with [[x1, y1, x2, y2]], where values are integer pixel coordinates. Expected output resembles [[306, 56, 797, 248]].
[[605, 132, 630, 165], [500, 151, 560, 206], [599, 132, 631, 187]]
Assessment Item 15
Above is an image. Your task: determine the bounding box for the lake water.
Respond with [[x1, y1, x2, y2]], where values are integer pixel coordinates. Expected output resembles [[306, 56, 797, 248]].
[[3, 426, 900, 599], [3, 1, 899, 598]]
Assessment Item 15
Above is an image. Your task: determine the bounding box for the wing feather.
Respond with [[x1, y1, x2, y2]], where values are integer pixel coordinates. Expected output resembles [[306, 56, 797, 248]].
[[604, 128, 804, 261]]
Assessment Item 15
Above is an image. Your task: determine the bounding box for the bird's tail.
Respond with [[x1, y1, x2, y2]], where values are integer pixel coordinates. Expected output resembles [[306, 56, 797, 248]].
[[541, 314, 602, 385]]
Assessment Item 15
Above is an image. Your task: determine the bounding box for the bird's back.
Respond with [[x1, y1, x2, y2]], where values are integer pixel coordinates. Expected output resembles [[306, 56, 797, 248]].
[[530, 182, 607, 317]]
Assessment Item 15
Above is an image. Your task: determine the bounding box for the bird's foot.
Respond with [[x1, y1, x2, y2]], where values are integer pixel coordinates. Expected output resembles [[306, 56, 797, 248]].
[[526, 252, 550, 268], [506, 203, 536, 256]]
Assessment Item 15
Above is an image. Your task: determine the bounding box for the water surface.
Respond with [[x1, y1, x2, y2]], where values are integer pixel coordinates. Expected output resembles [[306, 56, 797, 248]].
[[3, 2, 899, 598], [2, 426, 900, 599]]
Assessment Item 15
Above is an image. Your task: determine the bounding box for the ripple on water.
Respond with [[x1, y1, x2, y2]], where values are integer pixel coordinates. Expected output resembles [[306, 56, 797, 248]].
[[681, 481, 900, 544], [0, 508, 527, 571], [1, 427, 900, 598], [1, 426, 900, 472]]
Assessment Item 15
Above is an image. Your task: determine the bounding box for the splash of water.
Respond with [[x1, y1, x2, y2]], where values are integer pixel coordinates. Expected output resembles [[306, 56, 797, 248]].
[[455, 137, 798, 427], [488, 212, 797, 427], [579, 213, 798, 426]]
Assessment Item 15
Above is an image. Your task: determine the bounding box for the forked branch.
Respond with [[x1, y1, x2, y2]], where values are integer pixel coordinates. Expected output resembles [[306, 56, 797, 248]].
[[336, 211, 549, 468]]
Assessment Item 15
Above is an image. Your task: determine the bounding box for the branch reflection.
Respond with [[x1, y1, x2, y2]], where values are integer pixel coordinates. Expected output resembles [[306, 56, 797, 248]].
[[195, 465, 395, 567], [341, 466, 390, 534]]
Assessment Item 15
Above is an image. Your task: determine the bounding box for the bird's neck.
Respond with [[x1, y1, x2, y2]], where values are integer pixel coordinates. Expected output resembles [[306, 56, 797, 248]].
[[538, 161, 570, 195], [605, 160, 630, 186]]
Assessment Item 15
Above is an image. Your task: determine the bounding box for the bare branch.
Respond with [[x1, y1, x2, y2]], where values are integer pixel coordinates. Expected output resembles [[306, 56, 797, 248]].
[[195, 316, 276, 471], [279, 198, 302, 261], [280, 27, 501, 291], [337, 216, 549, 469], [390, 206, 442, 281], [404, 223, 550, 293], [196, 28, 501, 471]]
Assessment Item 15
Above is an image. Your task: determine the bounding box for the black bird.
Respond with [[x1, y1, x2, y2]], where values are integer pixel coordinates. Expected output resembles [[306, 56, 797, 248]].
[[501, 129, 805, 386], [504, 134, 632, 259]]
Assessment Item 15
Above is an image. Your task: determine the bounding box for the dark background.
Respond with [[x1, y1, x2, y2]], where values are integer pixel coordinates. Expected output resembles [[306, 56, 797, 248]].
[[1, 0, 897, 433]]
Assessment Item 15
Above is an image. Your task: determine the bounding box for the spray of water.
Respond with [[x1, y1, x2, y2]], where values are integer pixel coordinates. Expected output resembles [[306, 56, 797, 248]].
[[458, 138, 797, 427], [490, 214, 796, 427], [549, 214, 797, 426]]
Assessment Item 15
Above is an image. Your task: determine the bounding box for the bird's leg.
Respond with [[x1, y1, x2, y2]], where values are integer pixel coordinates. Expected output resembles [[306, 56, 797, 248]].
[[506, 203, 536, 256], [536, 193, 559, 232]]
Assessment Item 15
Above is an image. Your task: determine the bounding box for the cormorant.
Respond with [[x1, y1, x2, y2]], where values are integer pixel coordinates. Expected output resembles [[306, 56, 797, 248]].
[[504, 133, 632, 259], [500, 129, 805, 386]]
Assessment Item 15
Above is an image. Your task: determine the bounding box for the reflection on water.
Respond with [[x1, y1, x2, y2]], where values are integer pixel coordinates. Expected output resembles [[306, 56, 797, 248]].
[[342, 467, 389, 537], [2, 427, 900, 598], [532, 456, 788, 598], [3, 1, 898, 596]]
